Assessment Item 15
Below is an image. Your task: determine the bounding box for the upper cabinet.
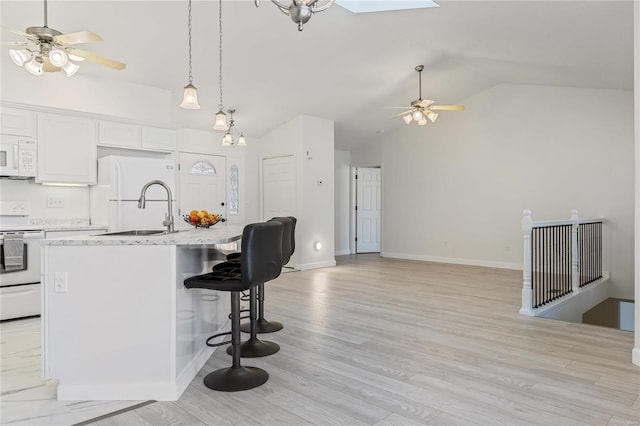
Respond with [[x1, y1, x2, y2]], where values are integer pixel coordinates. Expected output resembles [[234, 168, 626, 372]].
[[37, 113, 97, 185], [98, 121, 176, 152], [1, 107, 36, 137]]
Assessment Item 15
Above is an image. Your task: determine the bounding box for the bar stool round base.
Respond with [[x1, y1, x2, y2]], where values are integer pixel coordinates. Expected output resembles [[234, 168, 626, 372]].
[[226, 338, 280, 358], [203, 366, 268, 392], [241, 318, 283, 334]]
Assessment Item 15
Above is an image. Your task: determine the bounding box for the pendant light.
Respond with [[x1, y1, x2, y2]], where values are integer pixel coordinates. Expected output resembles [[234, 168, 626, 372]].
[[221, 109, 247, 147], [180, 0, 200, 109], [212, 0, 228, 130]]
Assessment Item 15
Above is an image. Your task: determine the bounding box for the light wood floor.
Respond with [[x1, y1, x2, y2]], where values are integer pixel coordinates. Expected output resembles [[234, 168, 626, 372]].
[[92, 254, 639, 426]]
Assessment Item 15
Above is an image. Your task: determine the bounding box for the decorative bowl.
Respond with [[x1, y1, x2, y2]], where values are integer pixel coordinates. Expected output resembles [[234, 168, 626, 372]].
[[183, 212, 223, 228]]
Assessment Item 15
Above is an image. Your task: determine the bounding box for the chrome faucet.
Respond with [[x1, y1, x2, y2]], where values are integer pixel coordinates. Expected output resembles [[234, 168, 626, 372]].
[[138, 180, 174, 233]]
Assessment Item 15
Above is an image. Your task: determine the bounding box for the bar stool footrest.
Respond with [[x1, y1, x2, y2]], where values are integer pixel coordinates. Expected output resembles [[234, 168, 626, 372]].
[[206, 331, 232, 347]]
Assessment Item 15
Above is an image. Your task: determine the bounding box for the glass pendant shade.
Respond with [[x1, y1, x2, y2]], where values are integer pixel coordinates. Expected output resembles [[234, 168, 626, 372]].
[[221, 131, 232, 146], [62, 61, 80, 77], [417, 117, 428, 126], [49, 48, 68, 67], [213, 109, 229, 130], [427, 112, 439, 123], [25, 57, 44, 75], [180, 84, 200, 109], [402, 114, 413, 124], [9, 49, 31, 67], [412, 109, 424, 121], [237, 133, 247, 146]]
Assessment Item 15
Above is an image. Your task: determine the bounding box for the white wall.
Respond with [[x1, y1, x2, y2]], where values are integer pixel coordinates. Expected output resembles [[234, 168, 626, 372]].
[[259, 115, 335, 270], [1, 65, 172, 124], [0, 179, 89, 221], [351, 83, 634, 299], [334, 150, 351, 256]]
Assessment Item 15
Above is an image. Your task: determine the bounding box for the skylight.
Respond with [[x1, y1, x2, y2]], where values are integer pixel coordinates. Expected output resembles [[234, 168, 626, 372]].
[[335, 0, 439, 14]]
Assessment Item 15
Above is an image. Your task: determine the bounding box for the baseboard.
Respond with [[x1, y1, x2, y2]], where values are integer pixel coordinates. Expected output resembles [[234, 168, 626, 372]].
[[381, 252, 522, 270], [335, 249, 351, 256], [633, 347, 640, 367], [297, 260, 337, 271], [57, 382, 180, 401]]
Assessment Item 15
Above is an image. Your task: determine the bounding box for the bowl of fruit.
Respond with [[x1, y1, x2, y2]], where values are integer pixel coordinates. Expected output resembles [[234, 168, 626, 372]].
[[184, 210, 223, 228]]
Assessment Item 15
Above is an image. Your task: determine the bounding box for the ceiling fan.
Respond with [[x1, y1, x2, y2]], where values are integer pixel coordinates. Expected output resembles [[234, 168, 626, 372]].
[[1, 0, 125, 77], [390, 65, 464, 125]]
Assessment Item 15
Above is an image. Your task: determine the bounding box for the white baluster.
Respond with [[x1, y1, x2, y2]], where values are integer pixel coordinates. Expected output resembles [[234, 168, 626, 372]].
[[570, 209, 580, 293], [520, 209, 534, 315]]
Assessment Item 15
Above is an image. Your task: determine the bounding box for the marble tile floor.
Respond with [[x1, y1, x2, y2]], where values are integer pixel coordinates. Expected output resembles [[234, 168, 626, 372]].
[[1, 317, 147, 426]]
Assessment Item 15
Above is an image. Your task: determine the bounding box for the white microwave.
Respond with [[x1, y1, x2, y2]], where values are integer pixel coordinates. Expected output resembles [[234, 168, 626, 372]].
[[0, 135, 36, 179]]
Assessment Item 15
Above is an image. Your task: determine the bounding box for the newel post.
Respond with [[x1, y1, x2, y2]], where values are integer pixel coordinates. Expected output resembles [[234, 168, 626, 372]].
[[571, 209, 580, 293], [520, 209, 534, 315]]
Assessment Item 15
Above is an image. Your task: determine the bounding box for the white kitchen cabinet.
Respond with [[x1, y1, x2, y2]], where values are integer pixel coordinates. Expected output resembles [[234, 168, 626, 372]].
[[0, 107, 36, 137], [141, 126, 176, 151], [37, 113, 97, 185], [97, 120, 175, 152], [97, 121, 140, 149]]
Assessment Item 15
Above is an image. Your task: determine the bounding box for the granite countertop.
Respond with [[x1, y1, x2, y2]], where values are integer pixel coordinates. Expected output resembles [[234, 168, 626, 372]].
[[0, 219, 107, 233], [41, 225, 244, 246]]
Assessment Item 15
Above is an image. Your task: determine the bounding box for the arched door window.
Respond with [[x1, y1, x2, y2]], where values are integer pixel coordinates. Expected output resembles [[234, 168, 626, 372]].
[[189, 161, 216, 175]]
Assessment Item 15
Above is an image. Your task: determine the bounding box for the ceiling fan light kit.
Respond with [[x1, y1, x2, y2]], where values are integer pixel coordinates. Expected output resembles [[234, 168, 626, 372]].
[[255, 0, 335, 31], [3, 0, 125, 77], [179, 0, 200, 110], [391, 64, 464, 126]]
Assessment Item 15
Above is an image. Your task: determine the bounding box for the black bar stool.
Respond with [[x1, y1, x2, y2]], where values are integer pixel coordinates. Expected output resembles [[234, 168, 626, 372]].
[[184, 221, 283, 392], [242, 216, 296, 334]]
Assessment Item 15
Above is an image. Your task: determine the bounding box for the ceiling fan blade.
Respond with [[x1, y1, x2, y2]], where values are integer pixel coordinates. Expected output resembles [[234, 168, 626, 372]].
[[1, 41, 33, 46], [390, 110, 413, 119], [430, 105, 465, 111], [383, 106, 413, 110], [43, 57, 61, 73], [1, 25, 35, 39], [417, 99, 434, 108], [54, 30, 102, 45], [68, 48, 126, 70]]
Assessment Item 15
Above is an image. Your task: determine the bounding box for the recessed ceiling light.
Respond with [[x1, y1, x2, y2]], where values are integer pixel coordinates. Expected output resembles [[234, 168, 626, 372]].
[[336, 0, 439, 14]]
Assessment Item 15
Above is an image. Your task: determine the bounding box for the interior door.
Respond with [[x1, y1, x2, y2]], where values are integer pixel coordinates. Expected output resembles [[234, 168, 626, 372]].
[[356, 167, 381, 253], [262, 155, 296, 266], [262, 155, 296, 220], [178, 152, 226, 230]]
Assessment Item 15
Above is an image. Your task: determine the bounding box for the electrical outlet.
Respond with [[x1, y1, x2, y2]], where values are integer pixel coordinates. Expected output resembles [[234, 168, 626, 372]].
[[47, 197, 64, 208], [54, 272, 68, 293]]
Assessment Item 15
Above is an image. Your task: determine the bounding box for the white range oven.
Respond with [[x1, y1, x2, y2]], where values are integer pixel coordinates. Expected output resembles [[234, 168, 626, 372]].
[[0, 229, 44, 320]]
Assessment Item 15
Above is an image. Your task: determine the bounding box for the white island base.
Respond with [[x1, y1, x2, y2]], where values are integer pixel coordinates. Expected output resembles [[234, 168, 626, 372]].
[[41, 228, 242, 401]]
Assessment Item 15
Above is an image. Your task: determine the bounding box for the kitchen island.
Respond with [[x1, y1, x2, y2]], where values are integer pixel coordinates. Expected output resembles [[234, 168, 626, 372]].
[[41, 226, 244, 401]]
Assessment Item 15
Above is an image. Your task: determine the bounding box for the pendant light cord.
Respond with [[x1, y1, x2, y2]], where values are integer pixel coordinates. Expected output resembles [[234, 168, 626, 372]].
[[218, 0, 223, 109], [187, 0, 193, 84]]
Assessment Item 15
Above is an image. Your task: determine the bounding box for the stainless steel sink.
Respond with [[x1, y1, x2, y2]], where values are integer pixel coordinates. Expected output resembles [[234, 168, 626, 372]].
[[98, 230, 167, 236]]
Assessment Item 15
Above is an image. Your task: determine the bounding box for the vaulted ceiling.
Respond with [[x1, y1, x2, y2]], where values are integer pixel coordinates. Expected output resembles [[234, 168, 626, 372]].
[[0, 1, 634, 150]]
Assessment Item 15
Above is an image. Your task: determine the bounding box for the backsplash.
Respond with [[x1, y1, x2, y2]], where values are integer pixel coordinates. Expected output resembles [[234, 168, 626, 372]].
[[0, 179, 90, 221]]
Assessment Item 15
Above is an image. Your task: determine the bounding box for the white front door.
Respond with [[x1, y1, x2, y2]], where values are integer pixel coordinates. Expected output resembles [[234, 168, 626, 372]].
[[356, 167, 381, 253], [178, 152, 226, 229], [262, 155, 296, 267]]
